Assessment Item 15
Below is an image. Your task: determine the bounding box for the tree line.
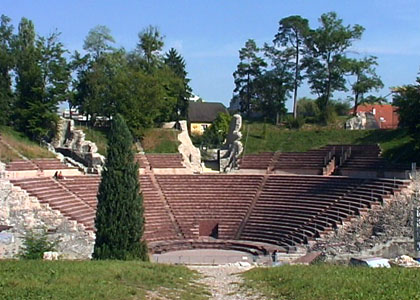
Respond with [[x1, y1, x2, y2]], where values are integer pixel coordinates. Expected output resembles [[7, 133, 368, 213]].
[[231, 12, 384, 123], [0, 15, 191, 141]]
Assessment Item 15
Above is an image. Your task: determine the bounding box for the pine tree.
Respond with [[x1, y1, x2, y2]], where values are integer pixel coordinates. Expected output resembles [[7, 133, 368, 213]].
[[93, 114, 148, 260]]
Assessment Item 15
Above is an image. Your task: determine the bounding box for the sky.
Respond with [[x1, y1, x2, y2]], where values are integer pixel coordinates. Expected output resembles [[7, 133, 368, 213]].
[[3, 0, 420, 110]]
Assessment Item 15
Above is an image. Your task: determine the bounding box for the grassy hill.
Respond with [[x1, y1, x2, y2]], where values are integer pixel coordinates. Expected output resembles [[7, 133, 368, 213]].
[[76, 126, 180, 155], [0, 260, 208, 300], [242, 264, 420, 300], [0, 126, 55, 162], [243, 122, 419, 163]]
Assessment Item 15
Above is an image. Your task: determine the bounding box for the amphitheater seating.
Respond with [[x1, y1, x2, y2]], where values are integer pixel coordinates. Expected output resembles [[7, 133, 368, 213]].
[[135, 154, 185, 169], [11, 177, 96, 230], [139, 175, 180, 242], [239, 175, 407, 248], [238, 153, 274, 170], [59, 176, 101, 208], [6, 158, 76, 171], [155, 174, 264, 240]]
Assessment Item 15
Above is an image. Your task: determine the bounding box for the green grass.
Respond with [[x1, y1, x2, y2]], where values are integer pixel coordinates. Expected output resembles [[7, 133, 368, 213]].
[[0, 260, 209, 300], [242, 264, 420, 300], [76, 126, 109, 156], [0, 126, 55, 161], [142, 128, 180, 153], [242, 122, 419, 163]]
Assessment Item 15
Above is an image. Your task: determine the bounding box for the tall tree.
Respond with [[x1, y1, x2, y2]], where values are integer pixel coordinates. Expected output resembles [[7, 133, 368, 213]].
[[83, 25, 115, 59], [274, 15, 309, 118], [0, 14, 14, 125], [14, 18, 70, 141], [136, 25, 164, 71], [233, 39, 267, 117], [347, 56, 383, 115], [93, 114, 148, 260], [257, 44, 294, 122], [164, 48, 191, 119], [303, 12, 364, 112]]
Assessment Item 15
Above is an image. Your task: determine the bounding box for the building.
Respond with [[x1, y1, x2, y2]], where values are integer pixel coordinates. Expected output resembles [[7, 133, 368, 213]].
[[188, 101, 228, 135], [352, 104, 399, 129]]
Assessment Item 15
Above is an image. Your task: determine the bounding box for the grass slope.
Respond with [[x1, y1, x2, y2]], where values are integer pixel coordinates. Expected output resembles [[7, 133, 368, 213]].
[[0, 260, 209, 300], [142, 128, 180, 153], [76, 126, 109, 156], [243, 123, 419, 163], [242, 264, 420, 300], [0, 126, 55, 162]]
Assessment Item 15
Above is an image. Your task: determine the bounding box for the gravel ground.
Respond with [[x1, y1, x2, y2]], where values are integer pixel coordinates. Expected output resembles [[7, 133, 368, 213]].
[[189, 263, 268, 300]]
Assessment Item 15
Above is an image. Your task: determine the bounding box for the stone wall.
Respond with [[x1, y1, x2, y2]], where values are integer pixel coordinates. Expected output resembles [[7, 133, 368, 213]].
[[311, 183, 417, 260], [0, 179, 94, 259]]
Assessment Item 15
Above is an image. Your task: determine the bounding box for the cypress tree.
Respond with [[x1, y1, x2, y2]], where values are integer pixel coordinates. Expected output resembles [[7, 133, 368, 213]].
[[93, 114, 148, 260]]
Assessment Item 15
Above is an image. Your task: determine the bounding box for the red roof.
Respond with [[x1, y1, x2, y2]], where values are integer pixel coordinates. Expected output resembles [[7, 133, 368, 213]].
[[353, 104, 399, 129]]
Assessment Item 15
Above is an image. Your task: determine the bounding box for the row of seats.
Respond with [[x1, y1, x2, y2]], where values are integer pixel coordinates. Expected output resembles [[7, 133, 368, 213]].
[[11, 177, 96, 230], [6, 158, 76, 171], [239, 175, 408, 248], [135, 154, 185, 169]]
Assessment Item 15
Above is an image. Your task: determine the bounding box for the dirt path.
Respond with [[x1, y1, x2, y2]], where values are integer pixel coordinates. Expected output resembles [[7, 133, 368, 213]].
[[189, 264, 267, 300]]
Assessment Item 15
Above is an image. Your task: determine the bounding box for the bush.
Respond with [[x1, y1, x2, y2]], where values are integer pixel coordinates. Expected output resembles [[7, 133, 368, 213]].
[[297, 98, 320, 118], [18, 229, 59, 260], [284, 115, 305, 129]]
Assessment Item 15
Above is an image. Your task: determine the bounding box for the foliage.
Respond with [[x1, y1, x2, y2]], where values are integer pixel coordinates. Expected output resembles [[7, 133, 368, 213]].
[[198, 112, 232, 148], [330, 99, 351, 116], [164, 48, 191, 119], [284, 115, 305, 129], [18, 229, 59, 260], [347, 56, 384, 114], [83, 25, 115, 58], [297, 97, 320, 118], [0, 15, 14, 126], [137, 25, 164, 70], [93, 114, 147, 260], [274, 15, 309, 118], [393, 82, 420, 151], [303, 12, 364, 111], [233, 39, 267, 117], [13, 17, 70, 141], [0, 260, 208, 300], [242, 264, 420, 300]]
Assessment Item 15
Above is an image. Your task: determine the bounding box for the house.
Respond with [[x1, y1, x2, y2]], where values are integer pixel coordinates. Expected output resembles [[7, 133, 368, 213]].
[[188, 101, 228, 135], [352, 104, 399, 129]]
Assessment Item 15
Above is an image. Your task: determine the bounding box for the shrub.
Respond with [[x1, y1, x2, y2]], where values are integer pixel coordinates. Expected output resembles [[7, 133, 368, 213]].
[[18, 229, 59, 260], [284, 115, 305, 129]]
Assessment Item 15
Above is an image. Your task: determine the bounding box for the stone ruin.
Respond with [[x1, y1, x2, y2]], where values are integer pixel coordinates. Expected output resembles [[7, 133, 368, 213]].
[[52, 118, 105, 173], [346, 111, 367, 130], [219, 114, 243, 172]]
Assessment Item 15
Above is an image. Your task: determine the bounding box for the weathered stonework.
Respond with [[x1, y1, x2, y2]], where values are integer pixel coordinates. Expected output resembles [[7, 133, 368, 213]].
[[177, 120, 202, 173], [219, 114, 243, 172], [311, 182, 417, 260], [0, 179, 94, 259]]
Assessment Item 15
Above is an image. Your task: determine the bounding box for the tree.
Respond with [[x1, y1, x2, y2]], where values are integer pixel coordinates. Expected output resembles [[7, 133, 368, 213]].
[[274, 16, 309, 118], [93, 114, 148, 260], [136, 25, 164, 71], [347, 56, 383, 115], [83, 25, 115, 59], [164, 48, 191, 119], [13, 18, 70, 141], [303, 12, 364, 113], [233, 39, 267, 117], [393, 82, 420, 150], [0, 14, 14, 125]]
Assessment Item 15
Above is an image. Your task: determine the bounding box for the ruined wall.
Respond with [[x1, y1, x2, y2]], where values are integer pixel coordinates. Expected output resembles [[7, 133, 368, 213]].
[[311, 183, 417, 260], [0, 178, 94, 259]]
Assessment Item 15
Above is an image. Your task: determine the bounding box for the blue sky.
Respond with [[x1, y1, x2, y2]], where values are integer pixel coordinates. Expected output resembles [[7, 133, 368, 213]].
[[3, 0, 420, 110]]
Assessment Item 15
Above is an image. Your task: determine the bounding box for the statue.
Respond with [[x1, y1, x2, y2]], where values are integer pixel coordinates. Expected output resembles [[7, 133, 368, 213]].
[[219, 114, 243, 172]]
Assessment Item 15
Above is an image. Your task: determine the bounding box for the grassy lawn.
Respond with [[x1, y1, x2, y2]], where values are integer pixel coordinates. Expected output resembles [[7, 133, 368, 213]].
[[142, 128, 180, 153], [242, 122, 419, 163], [0, 260, 209, 300], [242, 264, 420, 300], [75, 126, 109, 156], [0, 126, 55, 161]]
